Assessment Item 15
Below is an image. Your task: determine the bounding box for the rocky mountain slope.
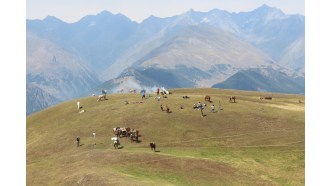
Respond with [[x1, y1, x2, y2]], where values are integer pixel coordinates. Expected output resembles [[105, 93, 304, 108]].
[[26, 4, 305, 114], [26, 32, 100, 115]]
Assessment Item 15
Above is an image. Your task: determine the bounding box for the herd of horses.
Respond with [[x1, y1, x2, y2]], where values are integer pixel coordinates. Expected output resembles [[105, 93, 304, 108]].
[[204, 95, 237, 103], [111, 128, 158, 151], [113, 127, 140, 143], [203, 95, 272, 103], [103, 92, 275, 149]]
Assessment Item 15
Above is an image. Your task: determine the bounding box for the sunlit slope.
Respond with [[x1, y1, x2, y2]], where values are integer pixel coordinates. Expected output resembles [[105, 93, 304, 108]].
[[27, 88, 305, 185]]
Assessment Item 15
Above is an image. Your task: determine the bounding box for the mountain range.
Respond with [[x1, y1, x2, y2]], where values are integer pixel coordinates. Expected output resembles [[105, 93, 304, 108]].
[[26, 4, 305, 115]]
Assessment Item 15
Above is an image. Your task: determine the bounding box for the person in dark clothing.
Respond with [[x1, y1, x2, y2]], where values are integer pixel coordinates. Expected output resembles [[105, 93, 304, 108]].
[[160, 104, 164, 111], [76, 136, 80, 147]]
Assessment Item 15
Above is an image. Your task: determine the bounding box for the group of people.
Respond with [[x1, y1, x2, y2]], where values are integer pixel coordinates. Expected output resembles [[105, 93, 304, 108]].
[[192, 102, 218, 117]]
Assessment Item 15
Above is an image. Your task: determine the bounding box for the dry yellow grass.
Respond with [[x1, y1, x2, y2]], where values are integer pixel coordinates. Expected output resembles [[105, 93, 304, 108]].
[[27, 88, 305, 185]]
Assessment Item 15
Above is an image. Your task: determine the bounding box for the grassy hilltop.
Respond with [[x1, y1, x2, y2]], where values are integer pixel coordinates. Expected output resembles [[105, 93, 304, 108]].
[[27, 88, 305, 186]]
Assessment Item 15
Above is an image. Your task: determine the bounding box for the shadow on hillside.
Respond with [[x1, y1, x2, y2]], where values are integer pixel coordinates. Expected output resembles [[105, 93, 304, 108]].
[[79, 144, 84, 147], [118, 146, 124, 149], [155, 150, 160, 152]]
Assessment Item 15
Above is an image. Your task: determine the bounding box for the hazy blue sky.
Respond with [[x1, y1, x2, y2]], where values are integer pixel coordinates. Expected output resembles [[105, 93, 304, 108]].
[[27, 0, 304, 23]]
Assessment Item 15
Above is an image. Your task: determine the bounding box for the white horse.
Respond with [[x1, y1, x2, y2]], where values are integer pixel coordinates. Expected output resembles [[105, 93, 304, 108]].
[[112, 137, 119, 149], [97, 94, 106, 101]]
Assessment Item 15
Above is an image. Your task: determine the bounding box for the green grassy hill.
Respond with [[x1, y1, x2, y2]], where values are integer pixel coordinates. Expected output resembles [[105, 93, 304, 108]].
[[27, 88, 305, 185]]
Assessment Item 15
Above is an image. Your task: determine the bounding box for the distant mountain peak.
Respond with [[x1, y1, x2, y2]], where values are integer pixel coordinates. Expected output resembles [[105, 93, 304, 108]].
[[144, 15, 160, 22], [249, 4, 287, 22], [254, 4, 285, 16], [43, 16, 63, 22], [208, 8, 230, 14], [188, 8, 196, 13], [258, 4, 273, 10], [98, 10, 114, 16]]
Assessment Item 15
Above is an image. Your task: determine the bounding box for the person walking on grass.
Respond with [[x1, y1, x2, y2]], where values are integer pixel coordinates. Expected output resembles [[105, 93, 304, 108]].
[[76, 136, 80, 147]]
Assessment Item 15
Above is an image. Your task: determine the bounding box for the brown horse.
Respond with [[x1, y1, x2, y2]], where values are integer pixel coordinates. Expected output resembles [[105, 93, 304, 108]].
[[166, 105, 172, 113], [229, 96, 236, 103], [205, 95, 211, 102], [150, 142, 156, 151], [260, 96, 272, 100]]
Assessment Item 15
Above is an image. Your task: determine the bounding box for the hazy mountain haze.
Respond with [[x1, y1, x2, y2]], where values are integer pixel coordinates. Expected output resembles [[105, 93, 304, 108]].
[[26, 5, 305, 114]]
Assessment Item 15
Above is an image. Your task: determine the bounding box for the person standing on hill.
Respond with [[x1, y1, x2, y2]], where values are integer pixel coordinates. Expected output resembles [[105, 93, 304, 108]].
[[77, 101, 80, 110], [157, 88, 160, 95], [102, 90, 107, 99], [197, 102, 202, 110], [76, 136, 80, 147], [140, 89, 146, 100], [200, 106, 204, 117]]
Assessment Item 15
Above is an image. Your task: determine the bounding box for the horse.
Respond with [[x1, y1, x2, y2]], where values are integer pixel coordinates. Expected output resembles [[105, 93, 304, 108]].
[[130, 133, 138, 143], [97, 94, 106, 101], [166, 106, 172, 113], [229, 96, 236, 103], [150, 142, 156, 152], [120, 127, 127, 137], [113, 140, 119, 149], [124, 128, 131, 137], [205, 95, 211, 102], [260, 96, 272, 100], [114, 128, 123, 138], [129, 129, 139, 142]]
